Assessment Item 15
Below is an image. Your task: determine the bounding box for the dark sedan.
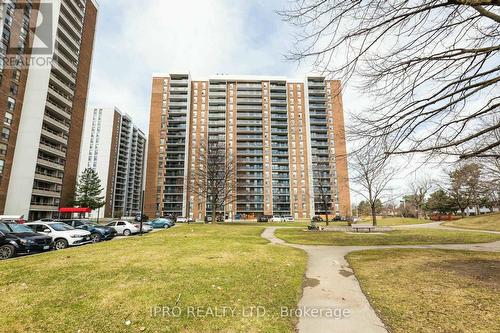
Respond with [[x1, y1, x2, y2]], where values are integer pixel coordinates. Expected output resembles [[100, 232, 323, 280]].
[[57, 219, 117, 243], [0, 222, 52, 259]]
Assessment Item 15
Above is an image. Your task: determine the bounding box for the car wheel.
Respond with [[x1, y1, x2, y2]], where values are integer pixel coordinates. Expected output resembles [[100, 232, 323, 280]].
[[123, 229, 131, 236], [91, 233, 102, 243], [0, 244, 15, 260], [164, 224, 170, 229], [54, 239, 68, 250]]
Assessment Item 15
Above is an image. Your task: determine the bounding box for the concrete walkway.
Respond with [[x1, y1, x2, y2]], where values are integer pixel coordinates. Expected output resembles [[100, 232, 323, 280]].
[[261, 227, 500, 333]]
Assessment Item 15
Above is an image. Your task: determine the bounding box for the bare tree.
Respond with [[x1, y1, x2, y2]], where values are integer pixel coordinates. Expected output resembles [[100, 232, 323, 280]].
[[407, 178, 433, 219], [280, 1, 500, 159], [351, 144, 398, 226], [315, 177, 333, 226], [188, 142, 236, 223]]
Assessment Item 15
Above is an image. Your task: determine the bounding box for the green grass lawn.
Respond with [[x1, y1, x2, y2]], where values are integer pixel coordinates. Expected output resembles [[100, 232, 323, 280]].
[[347, 249, 500, 333], [275, 228, 500, 246], [358, 217, 432, 226], [0, 225, 307, 333], [444, 213, 500, 232]]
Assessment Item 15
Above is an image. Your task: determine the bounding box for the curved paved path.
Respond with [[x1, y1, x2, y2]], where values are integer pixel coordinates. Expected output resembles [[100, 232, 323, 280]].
[[261, 227, 500, 333]]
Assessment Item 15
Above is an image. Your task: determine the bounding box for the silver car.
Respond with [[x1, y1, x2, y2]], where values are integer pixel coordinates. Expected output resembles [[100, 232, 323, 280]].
[[105, 221, 140, 236], [139, 223, 153, 233]]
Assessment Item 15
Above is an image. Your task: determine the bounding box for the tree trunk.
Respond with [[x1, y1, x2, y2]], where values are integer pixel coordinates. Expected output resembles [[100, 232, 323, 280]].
[[211, 205, 217, 224], [371, 205, 377, 226], [325, 211, 329, 226]]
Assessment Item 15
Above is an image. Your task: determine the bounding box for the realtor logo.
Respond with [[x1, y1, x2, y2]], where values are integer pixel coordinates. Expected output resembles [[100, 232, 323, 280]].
[[10, 0, 54, 56]]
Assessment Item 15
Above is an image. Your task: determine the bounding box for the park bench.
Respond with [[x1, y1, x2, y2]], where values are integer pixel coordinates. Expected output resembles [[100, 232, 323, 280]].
[[352, 224, 376, 233]]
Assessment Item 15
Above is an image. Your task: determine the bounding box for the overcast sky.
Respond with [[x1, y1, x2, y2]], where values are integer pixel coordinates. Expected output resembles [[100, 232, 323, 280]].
[[87, 0, 446, 204], [88, 0, 317, 131]]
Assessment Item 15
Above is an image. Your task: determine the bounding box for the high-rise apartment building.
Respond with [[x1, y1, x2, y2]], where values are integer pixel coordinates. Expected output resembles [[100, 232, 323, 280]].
[[145, 73, 351, 220], [78, 107, 146, 218], [0, 0, 98, 220]]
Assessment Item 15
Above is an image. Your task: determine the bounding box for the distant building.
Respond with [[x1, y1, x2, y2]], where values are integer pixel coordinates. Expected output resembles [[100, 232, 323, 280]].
[[78, 107, 146, 218], [144, 73, 351, 220], [1, 0, 99, 220]]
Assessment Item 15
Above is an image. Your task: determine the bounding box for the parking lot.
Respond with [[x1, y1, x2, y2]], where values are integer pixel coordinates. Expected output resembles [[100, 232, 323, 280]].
[[0, 217, 176, 260]]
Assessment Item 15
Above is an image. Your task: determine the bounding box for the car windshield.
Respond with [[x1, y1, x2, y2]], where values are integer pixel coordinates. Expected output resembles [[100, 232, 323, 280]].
[[50, 223, 75, 231], [0, 223, 10, 233], [6, 223, 34, 233]]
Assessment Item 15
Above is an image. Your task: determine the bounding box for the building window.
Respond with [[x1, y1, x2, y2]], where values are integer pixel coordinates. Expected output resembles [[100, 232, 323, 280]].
[[7, 97, 15, 112], [4, 112, 13, 126], [0, 159, 4, 174], [0, 143, 6, 156], [10, 83, 18, 96], [1, 128, 10, 140]]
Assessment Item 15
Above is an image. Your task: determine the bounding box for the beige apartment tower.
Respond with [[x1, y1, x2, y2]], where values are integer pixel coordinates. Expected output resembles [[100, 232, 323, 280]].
[[0, 0, 98, 220], [145, 74, 351, 220]]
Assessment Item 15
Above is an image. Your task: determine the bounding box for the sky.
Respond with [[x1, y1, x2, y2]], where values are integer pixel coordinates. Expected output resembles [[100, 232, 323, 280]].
[[86, 0, 446, 204], [88, 0, 317, 132]]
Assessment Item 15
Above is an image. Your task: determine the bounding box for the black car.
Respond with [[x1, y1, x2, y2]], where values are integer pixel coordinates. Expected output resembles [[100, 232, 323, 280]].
[[57, 219, 117, 243], [257, 215, 272, 223], [0, 222, 52, 259]]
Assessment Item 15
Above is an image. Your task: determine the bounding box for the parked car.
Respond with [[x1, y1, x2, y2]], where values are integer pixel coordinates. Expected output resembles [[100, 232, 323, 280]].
[[257, 215, 272, 223], [149, 218, 175, 229], [270, 216, 284, 223], [33, 218, 54, 223], [138, 222, 153, 233], [57, 219, 117, 243], [0, 223, 52, 259], [25, 222, 92, 250], [283, 216, 295, 222], [176, 217, 194, 223], [105, 221, 140, 236], [0, 215, 27, 224], [312, 216, 324, 223]]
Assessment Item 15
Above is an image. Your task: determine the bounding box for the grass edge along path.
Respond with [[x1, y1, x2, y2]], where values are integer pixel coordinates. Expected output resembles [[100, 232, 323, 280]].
[[274, 228, 500, 246], [347, 248, 500, 333]]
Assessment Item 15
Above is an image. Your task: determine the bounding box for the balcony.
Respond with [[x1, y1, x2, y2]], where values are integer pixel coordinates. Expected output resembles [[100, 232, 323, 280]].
[[237, 98, 263, 105], [41, 128, 68, 145], [55, 40, 79, 68], [236, 113, 262, 120], [37, 157, 65, 171], [48, 86, 73, 109], [30, 204, 59, 212], [57, 25, 80, 51], [39, 142, 67, 158], [43, 113, 70, 132], [51, 62, 76, 87], [34, 173, 63, 185], [59, 10, 82, 42], [61, 0, 84, 30], [32, 188, 61, 198], [169, 102, 188, 108]]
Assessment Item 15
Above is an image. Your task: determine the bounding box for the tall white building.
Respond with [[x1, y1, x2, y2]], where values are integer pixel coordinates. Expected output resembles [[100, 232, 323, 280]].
[[78, 107, 146, 218], [1, 0, 99, 220]]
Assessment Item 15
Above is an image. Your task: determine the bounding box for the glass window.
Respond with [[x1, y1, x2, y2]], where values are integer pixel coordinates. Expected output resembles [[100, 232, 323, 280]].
[[7, 97, 15, 112], [1, 128, 10, 140], [4, 112, 13, 126]]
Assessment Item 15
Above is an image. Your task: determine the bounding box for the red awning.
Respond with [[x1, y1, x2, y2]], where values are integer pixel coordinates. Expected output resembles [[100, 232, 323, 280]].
[[58, 207, 92, 213]]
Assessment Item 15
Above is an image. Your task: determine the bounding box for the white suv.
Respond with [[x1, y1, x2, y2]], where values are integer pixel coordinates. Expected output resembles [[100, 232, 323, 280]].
[[25, 222, 92, 250]]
